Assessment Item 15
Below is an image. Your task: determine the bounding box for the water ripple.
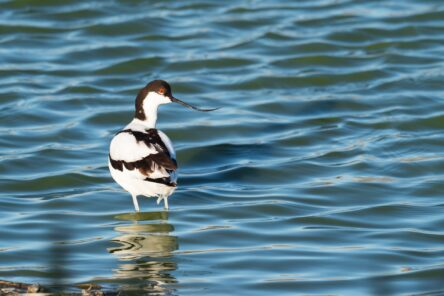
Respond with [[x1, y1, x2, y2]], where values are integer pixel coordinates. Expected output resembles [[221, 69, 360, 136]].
[[1, 0, 444, 295]]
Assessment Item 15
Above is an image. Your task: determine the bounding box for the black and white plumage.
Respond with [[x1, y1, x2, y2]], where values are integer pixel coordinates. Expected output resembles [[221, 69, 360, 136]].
[[109, 80, 217, 211]]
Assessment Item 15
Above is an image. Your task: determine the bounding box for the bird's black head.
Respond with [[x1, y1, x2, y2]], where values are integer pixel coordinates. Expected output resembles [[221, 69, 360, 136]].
[[135, 80, 172, 120]]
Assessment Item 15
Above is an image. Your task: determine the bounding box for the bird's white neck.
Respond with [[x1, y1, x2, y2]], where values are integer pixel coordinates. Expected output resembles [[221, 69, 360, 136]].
[[130, 100, 159, 129], [143, 99, 162, 128], [127, 117, 156, 131]]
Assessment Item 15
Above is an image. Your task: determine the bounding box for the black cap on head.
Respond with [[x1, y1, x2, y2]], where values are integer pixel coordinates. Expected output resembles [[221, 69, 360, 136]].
[[145, 80, 172, 97], [135, 80, 172, 120]]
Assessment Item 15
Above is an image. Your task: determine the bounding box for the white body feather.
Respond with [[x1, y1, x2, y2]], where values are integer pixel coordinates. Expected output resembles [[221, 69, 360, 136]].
[[109, 119, 177, 209]]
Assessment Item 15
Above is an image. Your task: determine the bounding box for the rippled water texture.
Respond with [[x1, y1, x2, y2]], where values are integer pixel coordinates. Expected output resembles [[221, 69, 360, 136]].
[[1, 0, 444, 295]]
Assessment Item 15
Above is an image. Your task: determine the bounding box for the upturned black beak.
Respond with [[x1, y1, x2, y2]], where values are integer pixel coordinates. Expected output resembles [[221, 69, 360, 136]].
[[170, 96, 219, 112]]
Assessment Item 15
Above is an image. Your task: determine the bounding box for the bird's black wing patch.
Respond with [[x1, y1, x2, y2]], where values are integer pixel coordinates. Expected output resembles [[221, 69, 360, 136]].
[[109, 129, 177, 176]]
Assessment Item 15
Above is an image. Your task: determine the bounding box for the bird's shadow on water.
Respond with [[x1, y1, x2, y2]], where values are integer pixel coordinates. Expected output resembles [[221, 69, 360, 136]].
[[108, 211, 179, 295]]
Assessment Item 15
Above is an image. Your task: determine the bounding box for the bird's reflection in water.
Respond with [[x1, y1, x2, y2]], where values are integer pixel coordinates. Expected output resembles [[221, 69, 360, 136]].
[[108, 211, 178, 294]]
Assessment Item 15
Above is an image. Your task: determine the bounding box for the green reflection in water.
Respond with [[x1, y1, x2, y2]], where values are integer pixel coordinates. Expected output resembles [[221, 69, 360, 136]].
[[109, 211, 178, 294]]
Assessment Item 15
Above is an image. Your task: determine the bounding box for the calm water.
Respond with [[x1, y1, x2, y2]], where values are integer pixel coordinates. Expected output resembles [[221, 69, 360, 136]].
[[1, 0, 444, 295]]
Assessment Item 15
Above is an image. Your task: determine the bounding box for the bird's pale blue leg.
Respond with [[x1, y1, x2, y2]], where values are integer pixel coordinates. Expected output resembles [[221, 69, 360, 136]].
[[163, 197, 169, 210], [131, 194, 140, 212]]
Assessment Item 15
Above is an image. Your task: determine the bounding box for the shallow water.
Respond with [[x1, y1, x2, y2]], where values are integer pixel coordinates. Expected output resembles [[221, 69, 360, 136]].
[[1, 0, 444, 295]]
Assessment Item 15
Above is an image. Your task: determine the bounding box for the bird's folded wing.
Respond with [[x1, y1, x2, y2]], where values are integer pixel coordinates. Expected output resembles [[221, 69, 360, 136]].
[[109, 129, 177, 179]]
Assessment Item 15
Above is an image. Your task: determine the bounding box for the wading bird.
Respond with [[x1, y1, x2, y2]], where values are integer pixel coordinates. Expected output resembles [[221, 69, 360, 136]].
[[109, 80, 217, 211]]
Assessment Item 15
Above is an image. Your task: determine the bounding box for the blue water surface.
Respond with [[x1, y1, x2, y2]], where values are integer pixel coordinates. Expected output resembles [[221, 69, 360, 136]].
[[1, 0, 444, 295]]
